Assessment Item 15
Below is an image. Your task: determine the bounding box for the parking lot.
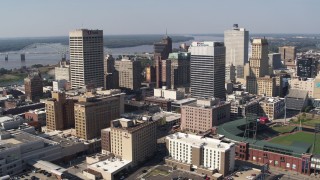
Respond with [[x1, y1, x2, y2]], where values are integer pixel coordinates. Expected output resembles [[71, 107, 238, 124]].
[[139, 165, 205, 180], [10, 168, 57, 180]]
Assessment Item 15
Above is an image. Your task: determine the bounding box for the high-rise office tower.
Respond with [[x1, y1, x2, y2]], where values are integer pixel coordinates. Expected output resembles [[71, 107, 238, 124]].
[[189, 41, 226, 99], [104, 55, 119, 90], [24, 72, 43, 102], [167, 52, 191, 89], [55, 59, 70, 81], [257, 76, 277, 97], [268, 53, 282, 70], [114, 59, 141, 91], [69, 29, 104, 89], [279, 46, 296, 64], [246, 38, 280, 97], [154, 35, 172, 88], [297, 58, 318, 78], [45, 91, 76, 131], [145, 65, 156, 83], [74, 93, 123, 140], [225, 64, 236, 83], [249, 38, 269, 78], [224, 24, 249, 78]]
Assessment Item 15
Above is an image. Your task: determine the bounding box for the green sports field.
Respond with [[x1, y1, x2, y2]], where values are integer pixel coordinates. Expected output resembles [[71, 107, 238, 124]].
[[269, 131, 320, 154]]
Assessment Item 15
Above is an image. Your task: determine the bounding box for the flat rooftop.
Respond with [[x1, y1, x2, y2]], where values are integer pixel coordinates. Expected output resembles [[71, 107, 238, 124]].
[[167, 132, 234, 151], [111, 118, 156, 133], [152, 112, 181, 122], [233, 168, 261, 180], [0, 130, 58, 151], [0, 116, 14, 123], [172, 98, 197, 105], [89, 158, 131, 174]]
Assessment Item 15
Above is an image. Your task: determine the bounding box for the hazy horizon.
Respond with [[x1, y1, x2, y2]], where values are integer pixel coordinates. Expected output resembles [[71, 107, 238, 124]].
[[1, 0, 319, 38], [0, 33, 319, 40]]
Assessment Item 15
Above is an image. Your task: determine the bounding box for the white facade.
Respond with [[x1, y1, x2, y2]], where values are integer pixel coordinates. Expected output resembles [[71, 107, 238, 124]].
[[166, 133, 235, 172], [224, 25, 249, 66], [0, 130, 61, 176], [69, 29, 104, 89], [259, 97, 285, 120], [55, 66, 70, 81], [154, 88, 185, 100], [52, 79, 68, 91], [288, 77, 320, 99]]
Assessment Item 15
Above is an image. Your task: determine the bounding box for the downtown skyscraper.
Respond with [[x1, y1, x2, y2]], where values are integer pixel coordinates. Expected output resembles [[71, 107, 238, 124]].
[[246, 38, 276, 96], [224, 24, 249, 78], [188, 41, 226, 99], [69, 29, 104, 89]]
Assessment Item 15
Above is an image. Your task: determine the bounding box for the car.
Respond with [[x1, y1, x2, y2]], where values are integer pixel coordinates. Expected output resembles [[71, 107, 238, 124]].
[[142, 169, 148, 173]]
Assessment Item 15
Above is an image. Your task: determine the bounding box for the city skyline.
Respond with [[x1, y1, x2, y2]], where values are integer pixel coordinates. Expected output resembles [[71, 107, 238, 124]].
[[1, 0, 319, 38]]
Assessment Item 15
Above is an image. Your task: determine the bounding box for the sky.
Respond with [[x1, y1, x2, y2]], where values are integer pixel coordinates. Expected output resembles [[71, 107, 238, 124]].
[[1, 0, 319, 37]]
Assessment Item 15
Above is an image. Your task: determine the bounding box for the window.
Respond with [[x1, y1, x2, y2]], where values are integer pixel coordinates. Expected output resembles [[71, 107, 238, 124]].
[[263, 153, 268, 159], [286, 163, 290, 168], [292, 164, 296, 170]]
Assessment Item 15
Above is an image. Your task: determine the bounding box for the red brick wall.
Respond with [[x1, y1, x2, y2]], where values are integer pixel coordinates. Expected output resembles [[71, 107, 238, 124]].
[[249, 149, 303, 173], [25, 112, 39, 121]]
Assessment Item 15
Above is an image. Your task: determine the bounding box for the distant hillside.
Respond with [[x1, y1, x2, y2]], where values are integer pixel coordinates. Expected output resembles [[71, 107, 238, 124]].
[[0, 35, 194, 52]]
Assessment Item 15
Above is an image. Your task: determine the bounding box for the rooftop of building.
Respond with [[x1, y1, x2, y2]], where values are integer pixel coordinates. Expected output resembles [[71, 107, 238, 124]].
[[287, 89, 308, 99], [0, 116, 14, 123], [75, 93, 121, 106], [190, 41, 224, 47], [45, 134, 82, 147], [0, 130, 58, 152], [185, 98, 229, 109], [152, 112, 181, 122], [172, 98, 197, 105], [25, 109, 46, 115], [40, 129, 100, 146], [252, 38, 268, 45], [167, 132, 234, 150], [110, 118, 157, 133], [89, 157, 131, 174], [145, 96, 174, 102], [0, 96, 8, 101], [28, 160, 67, 176], [168, 52, 190, 60], [260, 97, 284, 104]]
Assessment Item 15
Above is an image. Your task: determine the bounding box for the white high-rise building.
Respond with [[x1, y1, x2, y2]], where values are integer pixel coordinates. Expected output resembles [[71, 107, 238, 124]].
[[69, 29, 104, 89], [188, 41, 226, 99], [224, 24, 249, 78]]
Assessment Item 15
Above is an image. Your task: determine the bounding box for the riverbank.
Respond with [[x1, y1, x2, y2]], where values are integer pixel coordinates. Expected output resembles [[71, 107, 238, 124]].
[[0, 64, 55, 86]]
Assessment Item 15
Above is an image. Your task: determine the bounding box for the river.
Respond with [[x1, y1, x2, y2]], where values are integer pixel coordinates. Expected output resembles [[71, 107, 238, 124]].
[[0, 35, 223, 70]]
